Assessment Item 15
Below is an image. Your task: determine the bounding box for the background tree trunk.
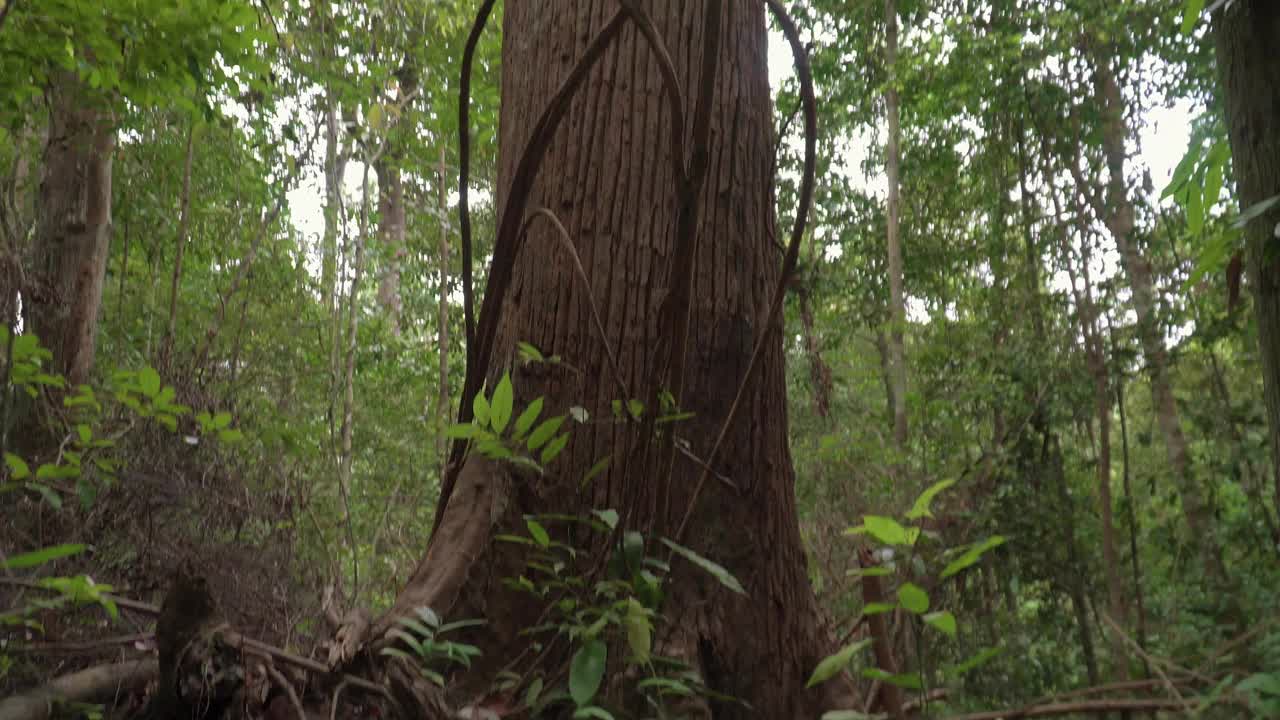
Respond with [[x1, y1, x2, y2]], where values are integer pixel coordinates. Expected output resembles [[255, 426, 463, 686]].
[[31, 71, 115, 388], [1214, 0, 1280, 524], [884, 0, 909, 454], [377, 3, 850, 716]]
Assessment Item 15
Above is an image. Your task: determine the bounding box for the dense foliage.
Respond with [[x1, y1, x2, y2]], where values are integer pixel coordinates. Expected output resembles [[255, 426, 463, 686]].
[[1, 0, 1277, 717]]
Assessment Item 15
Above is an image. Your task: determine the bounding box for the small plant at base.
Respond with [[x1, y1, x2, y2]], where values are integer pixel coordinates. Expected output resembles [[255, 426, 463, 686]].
[[381, 607, 486, 686]]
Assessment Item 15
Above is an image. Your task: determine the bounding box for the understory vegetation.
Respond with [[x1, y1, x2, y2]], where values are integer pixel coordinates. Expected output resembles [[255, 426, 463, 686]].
[[2, 0, 1279, 718]]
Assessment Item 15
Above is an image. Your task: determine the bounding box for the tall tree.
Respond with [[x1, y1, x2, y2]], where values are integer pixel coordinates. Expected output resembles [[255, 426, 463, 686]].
[[1213, 1, 1280, 522], [373, 2, 849, 716], [883, 0, 909, 454]]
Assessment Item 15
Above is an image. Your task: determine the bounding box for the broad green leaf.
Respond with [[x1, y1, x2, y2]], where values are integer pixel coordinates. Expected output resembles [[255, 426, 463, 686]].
[[592, 508, 619, 530], [526, 518, 551, 548], [1163, 145, 1200, 198], [2, 543, 86, 570], [473, 391, 490, 427], [846, 566, 892, 578], [139, 367, 162, 398], [942, 536, 1006, 578], [661, 538, 745, 595], [524, 677, 544, 708], [1182, 229, 1238, 291], [491, 374, 514, 433], [1180, 0, 1205, 36], [517, 341, 544, 363], [569, 640, 607, 706], [806, 639, 871, 688], [572, 707, 615, 720], [623, 597, 652, 663], [897, 583, 929, 614], [906, 478, 955, 520], [213, 412, 232, 429], [862, 515, 913, 546], [445, 423, 478, 440], [924, 611, 957, 637], [821, 712, 882, 720], [5, 453, 30, 480], [514, 397, 544, 439], [636, 677, 694, 695], [76, 424, 91, 444], [1203, 152, 1225, 209], [527, 416, 566, 451], [1238, 672, 1280, 697], [1187, 179, 1205, 234]]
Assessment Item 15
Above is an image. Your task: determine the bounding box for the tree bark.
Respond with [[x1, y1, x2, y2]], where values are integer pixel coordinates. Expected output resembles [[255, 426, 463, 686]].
[[1214, 0, 1280, 524], [436, 147, 450, 468], [161, 120, 196, 364], [376, 3, 850, 716], [30, 70, 115, 388], [884, 0, 909, 453]]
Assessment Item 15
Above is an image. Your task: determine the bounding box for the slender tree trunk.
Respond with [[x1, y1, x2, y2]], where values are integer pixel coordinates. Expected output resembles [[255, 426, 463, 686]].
[[884, 0, 908, 453], [1214, 1, 1280, 524], [1112, 321, 1152, 684], [1087, 49, 1222, 579], [436, 147, 450, 468], [376, 3, 851, 716], [161, 120, 196, 363], [30, 71, 115, 388]]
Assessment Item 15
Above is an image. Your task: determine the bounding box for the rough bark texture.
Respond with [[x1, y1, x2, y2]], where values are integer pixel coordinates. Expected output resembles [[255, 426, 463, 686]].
[[1214, 1, 1280, 522], [375, 157, 406, 335], [378, 3, 849, 716], [30, 71, 115, 388]]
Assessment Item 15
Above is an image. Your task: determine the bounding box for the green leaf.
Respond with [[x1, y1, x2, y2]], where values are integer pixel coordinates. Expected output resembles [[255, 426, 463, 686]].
[[947, 647, 1002, 676], [623, 597, 652, 663], [1180, 0, 1205, 36], [514, 397, 544, 439], [491, 374, 514, 433], [541, 433, 570, 465], [76, 424, 92, 444], [1203, 152, 1225, 210], [1233, 193, 1280, 229], [1182, 229, 1239, 291], [5, 453, 30, 480], [592, 508, 619, 530], [846, 566, 892, 578], [1238, 672, 1280, 697], [445, 423, 478, 440], [139, 367, 162, 398], [906, 478, 955, 520], [569, 640, 607, 707], [517, 341, 544, 363], [924, 611, 957, 637], [861, 515, 915, 546], [1163, 144, 1200, 198], [217, 429, 243, 443], [27, 483, 62, 510], [821, 712, 882, 720], [526, 518, 551, 548], [1187, 178, 1205, 234], [527, 416, 566, 451], [582, 456, 611, 488], [524, 677, 544, 708], [2, 543, 86, 570], [473, 390, 491, 427], [897, 583, 929, 614], [862, 602, 895, 616], [861, 668, 922, 690], [806, 639, 872, 688], [661, 539, 745, 595], [572, 707, 615, 720], [941, 536, 1005, 578], [213, 411, 232, 429]]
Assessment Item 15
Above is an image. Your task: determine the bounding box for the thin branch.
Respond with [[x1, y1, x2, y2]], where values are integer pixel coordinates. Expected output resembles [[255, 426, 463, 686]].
[[263, 663, 308, 720], [938, 697, 1198, 720], [522, 207, 628, 401]]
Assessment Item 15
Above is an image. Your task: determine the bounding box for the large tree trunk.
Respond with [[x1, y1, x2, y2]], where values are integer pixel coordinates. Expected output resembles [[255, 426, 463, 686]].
[[30, 71, 115, 388], [376, 3, 849, 716], [1214, 1, 1280, 524]]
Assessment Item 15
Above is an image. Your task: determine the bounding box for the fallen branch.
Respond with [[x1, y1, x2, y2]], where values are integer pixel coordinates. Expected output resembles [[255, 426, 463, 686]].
[[0, 659, 158, 720], [939, 697, 1196, 720]]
